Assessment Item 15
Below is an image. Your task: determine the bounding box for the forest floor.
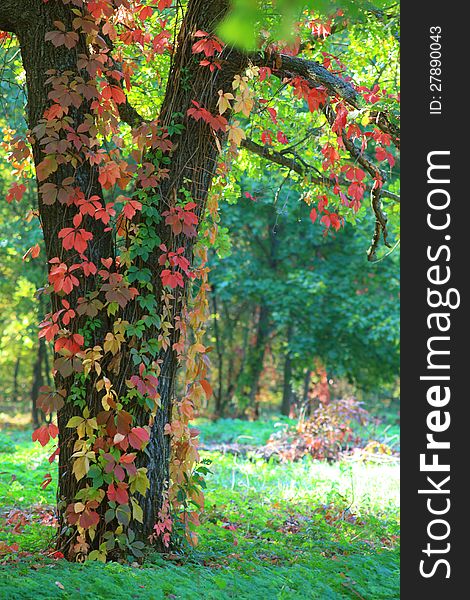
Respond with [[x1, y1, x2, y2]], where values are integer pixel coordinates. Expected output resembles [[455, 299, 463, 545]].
[[0, 416, 399, 599]]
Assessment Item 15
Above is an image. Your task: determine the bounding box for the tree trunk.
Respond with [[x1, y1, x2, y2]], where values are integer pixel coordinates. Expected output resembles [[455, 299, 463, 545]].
[[302, 369, 312, 407], [223, 299, 250, 414], [12, 2, 117, 557], [130, 0, 245, 543], [13, 356, 21, 402], [281, 323, 294, 417], [31, 337, 46, 428], [4, 0, 246, 558], [211, 290, 224, 418], [246, 303, 270, 417]]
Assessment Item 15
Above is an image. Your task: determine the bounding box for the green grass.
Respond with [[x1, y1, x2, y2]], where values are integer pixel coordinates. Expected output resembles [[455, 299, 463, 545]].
[[194, 416, 295, 446], [0, 426, 399, 599]]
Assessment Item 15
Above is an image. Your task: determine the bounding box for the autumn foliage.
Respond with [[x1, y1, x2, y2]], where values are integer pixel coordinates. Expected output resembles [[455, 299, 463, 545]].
[[0, 0, 399, 562]]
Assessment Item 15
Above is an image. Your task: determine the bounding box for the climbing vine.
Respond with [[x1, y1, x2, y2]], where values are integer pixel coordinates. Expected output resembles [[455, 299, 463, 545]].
[[0, 0, 399, 561]]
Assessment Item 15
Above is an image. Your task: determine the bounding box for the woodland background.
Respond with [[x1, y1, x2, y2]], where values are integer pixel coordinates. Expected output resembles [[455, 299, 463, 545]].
[[0, 1, 399, 598]]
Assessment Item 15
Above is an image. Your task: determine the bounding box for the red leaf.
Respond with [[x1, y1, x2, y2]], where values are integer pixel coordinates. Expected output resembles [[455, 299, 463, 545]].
[[116, 410, 133, 435], [23, 243, 41, 261], [48, 446, 60, 463], [6, 183, 26, 203], [139, 5, 153, 20], [79, 509, 100, 529], [375, 147, 387, 162], [32, 426, 49, 447], [101, 83, 126, 105], [41, 473, 53, 490], [192, 32, 223, 57], [261, 130, 272, 145], [200, 379, 213, 399], [45, 29, 79, 49], [128, 426, 150, 450], [266, 107, 277, 124], [58, 226, 93, 254], [161, 269, 184, 289], [122, 198, 142, 220], [107, 482, 129, 505], [49, 423, 59, 439]]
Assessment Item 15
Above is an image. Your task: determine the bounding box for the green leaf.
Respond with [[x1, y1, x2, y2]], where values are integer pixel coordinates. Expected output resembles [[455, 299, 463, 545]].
[[116, 504, 131, 527]]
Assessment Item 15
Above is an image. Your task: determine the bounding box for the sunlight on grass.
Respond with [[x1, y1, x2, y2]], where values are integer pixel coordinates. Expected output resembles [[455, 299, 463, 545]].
[[0, 426, 399, 599], [205, 453, 399, 513]]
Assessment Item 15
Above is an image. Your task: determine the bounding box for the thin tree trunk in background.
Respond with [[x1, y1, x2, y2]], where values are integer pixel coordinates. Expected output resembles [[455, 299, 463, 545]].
[[31, 337, 46, 428], [302, 369, 312, 407], [13, 357, 21, 402], [211, 291, 224, 418], [281, 322, 294, 416], [222, 300, 249, 412], [248, 303, 270, 418]]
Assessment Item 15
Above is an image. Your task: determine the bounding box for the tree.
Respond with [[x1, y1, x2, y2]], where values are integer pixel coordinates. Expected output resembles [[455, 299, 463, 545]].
[[208, 180, 399, 417], [0, 0, 399, 560]]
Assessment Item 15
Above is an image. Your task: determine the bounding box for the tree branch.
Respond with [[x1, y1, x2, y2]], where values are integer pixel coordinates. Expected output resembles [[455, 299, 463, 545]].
[[227, 48, 399, 149], [100, 31, 146, 128], [244, 50, 360, 108], [322, 103, 392, 257], [115, 94, 146, 128], [241, 137, 399, 203]]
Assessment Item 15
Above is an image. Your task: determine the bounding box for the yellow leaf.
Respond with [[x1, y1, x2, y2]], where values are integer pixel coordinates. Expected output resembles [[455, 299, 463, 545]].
[[227, 121, 246, 147], [217, 90, 234, 115], [131, 498, 143, 523], [233, 93, 253, 117], [113, 319, 128, 336], [245, 65, 260, 80], [66, 416, 84, 428], [104, 332, 121, 355], [192, 343, 206, 353], [88, 549, 107, 563], [361, 111, 370, 126], [129, 468, 150, 496], [37, 155, 58, 181], [85, 417, 98, 436], [73, 455, 89, 481], [232, 74, 248, 91]]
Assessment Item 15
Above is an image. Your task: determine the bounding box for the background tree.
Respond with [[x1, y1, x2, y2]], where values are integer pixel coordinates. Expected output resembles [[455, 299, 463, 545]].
[[208, 177, 399, 418]]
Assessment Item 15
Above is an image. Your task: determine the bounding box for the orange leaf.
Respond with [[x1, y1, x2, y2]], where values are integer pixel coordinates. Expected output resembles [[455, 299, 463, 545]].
[[200, 379, 213, 399]]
